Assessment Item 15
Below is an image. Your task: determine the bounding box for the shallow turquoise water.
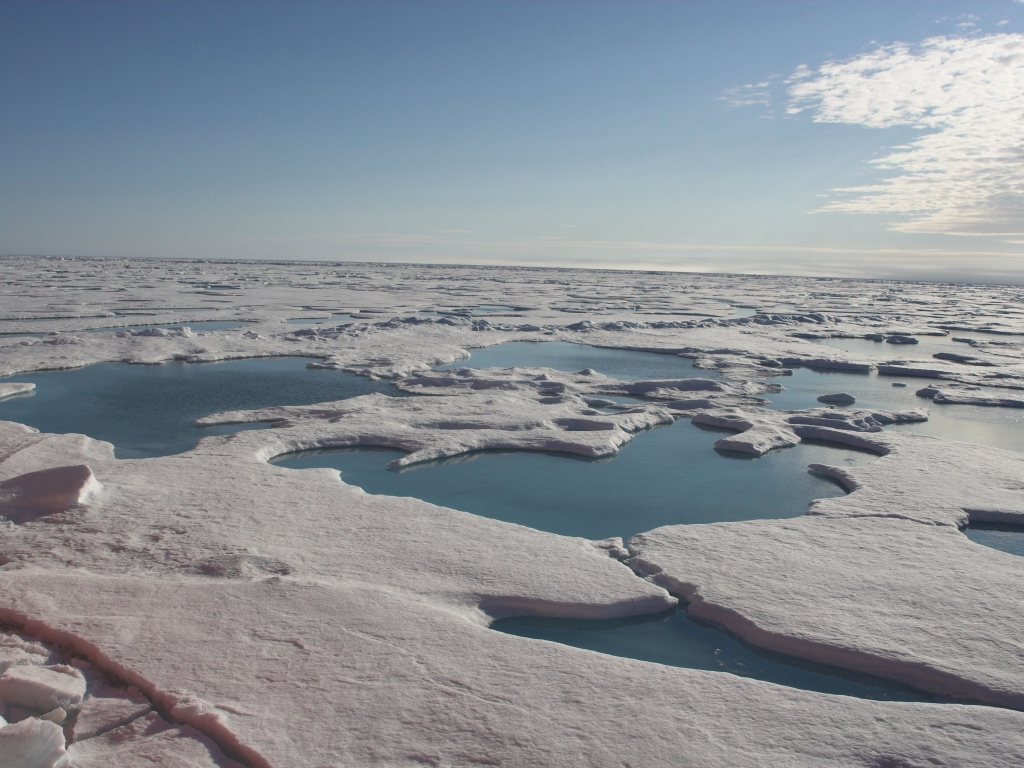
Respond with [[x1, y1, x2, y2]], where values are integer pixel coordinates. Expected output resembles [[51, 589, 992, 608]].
[[0, 357, 397, 458], [437, 341, 721, 381], [493, 611, 937, 702], [966, 525, 1024, 557], [271, 419, 944, 700], [766, 367, 1024, 453], [272, 428, 872, 541]]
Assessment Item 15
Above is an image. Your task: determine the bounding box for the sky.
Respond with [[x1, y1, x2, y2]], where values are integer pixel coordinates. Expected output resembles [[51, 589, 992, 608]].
[[2, 0, 1024, 283]]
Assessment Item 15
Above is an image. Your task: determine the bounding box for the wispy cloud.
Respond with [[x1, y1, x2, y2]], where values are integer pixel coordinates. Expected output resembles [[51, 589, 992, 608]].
[[787, 33, 1024, 236], [719, 76, 779, 108]]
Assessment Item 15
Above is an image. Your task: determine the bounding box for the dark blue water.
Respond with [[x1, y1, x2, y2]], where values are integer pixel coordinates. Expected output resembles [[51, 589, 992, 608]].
[[0, 357, 398, 458], [493, 611, 936, 702], [966, 524, 1024, 557], [272, 427, 873, 541], [437, 341, 722, 381]]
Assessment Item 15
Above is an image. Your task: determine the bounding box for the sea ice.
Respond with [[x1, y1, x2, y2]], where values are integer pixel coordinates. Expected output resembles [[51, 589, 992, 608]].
[[0, 465, 101, 524], [72, 685, 151, 741], [0, 664, 86, 711], [690, 406, 927, 456], [65, 711, 239, 768], [2, 257, 1024, 765], [629, 515, 1024, 708], [816, 392, 856, 405]]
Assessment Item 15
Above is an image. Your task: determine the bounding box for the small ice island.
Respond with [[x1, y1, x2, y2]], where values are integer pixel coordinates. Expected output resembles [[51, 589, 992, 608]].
[[1, 256, 1024, 767]]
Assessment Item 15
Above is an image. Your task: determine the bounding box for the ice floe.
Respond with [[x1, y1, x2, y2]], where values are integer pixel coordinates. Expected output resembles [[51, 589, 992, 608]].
[[690, 406, 928, 456], [197, 366, 779, 466], [0, 383, 34, 402], [629, 515, 1024, 708]]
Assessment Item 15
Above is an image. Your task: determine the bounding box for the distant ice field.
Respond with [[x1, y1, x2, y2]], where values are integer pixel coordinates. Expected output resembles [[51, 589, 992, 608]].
[[438, 340, 1024, 453], [764, 366, 1024, 452]]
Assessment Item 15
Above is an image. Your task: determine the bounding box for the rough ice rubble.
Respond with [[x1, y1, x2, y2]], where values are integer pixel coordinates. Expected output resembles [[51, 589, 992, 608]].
[[0, 663, 85, 711], [0, 629, 234, 768], [0, 718, 66, 768], [0, 465, 102, 524]]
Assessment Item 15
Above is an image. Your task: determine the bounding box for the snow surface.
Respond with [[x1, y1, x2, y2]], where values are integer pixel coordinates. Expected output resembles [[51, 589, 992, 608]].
[[1, 256, 1024, 766], [805, 429, 1024, 527]]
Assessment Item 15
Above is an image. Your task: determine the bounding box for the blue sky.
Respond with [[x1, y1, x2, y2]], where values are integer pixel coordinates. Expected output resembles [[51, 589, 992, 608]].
[[3, 1, 1024, 282]]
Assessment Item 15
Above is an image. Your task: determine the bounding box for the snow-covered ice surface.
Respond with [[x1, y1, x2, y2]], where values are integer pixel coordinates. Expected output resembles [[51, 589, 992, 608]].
[[197, 366, 775, 467], [629, 515, 1024, 709], [1, 256, 1024, 765]]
